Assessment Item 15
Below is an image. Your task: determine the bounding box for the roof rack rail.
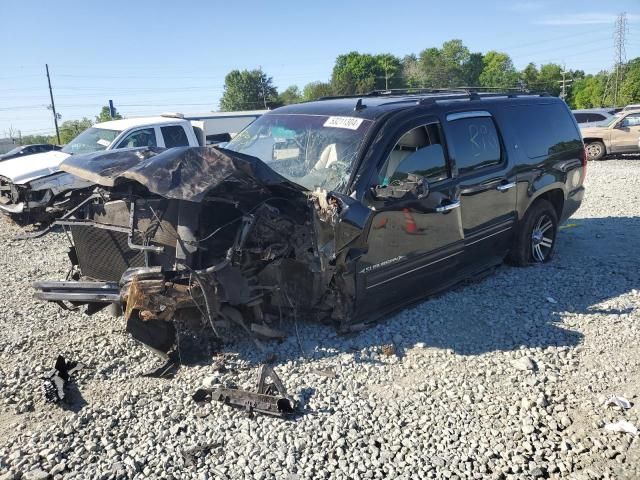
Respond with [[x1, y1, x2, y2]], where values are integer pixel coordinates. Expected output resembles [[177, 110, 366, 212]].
[[317, 87, 548, 103]]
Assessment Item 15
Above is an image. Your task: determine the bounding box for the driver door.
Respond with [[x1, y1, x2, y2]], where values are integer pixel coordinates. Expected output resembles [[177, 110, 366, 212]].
[[611, 112, 640, 152], [355, 119, 464, 317]]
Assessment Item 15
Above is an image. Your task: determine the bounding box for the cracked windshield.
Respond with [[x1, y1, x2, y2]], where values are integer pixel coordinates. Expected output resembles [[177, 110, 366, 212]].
[[225, 113, 373, 191]]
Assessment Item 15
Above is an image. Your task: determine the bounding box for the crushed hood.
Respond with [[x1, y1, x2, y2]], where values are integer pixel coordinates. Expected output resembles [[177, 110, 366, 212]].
[[0, 150, 70, 185], [60, 146, 307, 202]]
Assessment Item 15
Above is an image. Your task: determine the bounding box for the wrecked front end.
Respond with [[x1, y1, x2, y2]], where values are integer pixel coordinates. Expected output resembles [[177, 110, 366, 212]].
[[34, 147, 364, 353], [0, 172, 94, 221]]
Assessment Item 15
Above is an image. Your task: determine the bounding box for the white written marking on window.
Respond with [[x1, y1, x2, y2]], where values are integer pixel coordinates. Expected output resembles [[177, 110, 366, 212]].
[[323, 116, 364, 130]]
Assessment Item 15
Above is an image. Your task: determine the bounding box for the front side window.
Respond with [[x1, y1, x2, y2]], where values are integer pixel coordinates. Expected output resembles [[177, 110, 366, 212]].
[[574, 113, 589, 123], [447, 116, 501, 175], [225, 113, 373, 191], [161, 125, 189, 147], [621, 113, 640, 127], [116, 128, 157, 149], [380, 123, 448, 185], [61, 127, 122, 154]]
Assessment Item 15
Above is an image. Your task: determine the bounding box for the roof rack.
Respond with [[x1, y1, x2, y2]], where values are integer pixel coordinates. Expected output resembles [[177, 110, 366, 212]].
[[318, 87, 549, 104]]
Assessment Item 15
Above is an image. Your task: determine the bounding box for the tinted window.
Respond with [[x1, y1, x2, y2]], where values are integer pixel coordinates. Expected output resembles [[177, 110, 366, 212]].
[[590, 114, 606, 122], [447, 116, 501, 175], [506, 104, 582, 159], [161, 125, 190, 147], [381, 123, 448, 185], [574, 113, 589, 123], [621, 113, 640, 127], [117, 128, 157, 149]]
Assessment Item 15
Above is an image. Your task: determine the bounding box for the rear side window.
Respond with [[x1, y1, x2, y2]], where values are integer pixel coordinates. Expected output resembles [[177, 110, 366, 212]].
[[161, 125, 190, 147], [507, 103, 581, 159], [574, 113, 589, 123], [446, 116, 501, 175]]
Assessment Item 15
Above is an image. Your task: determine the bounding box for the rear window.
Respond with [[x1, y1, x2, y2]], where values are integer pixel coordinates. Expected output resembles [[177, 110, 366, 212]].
[[507, 103, 582, 159]]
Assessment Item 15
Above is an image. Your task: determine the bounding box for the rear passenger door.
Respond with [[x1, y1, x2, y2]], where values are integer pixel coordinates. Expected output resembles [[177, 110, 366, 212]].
[[443, 111, 517, 270]]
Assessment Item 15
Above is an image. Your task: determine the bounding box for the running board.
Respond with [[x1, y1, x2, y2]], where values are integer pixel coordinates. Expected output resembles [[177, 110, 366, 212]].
[[33, 281, 120, 303]]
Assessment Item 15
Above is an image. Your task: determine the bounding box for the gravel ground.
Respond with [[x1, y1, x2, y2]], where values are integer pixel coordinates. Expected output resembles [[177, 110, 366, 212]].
[[0, 159, 639, 480]]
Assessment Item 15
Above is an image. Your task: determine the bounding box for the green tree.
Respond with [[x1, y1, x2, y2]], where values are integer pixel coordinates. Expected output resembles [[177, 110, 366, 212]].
[[570, 73, 609, 108], [520, 63, 539, 91], [479, 51, 518, 89], [463, 52, 484, 86], [19, 134, 55, 145], [536, 63, 563, 96], [376, 53, 402, 89], [219, 69, 279, 111], [95, 105, 122, 123], [620, 58, 640, 105], [401, 54, 424, 88], [59, 118, 93, 144], [302, 81, 334, 101], [278, 85, 302, 105]]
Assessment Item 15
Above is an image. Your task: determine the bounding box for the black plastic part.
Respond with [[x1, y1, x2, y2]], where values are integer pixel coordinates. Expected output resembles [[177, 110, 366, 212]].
[[126, 313, 176, 354]]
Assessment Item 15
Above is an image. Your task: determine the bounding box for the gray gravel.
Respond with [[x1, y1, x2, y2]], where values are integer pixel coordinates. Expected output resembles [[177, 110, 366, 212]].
[[0, 158, 639, 480]]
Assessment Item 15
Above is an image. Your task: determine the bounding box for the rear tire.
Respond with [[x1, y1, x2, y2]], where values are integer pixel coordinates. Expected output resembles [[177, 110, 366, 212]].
[[509, 199, 558, 267], [585, 141, 605, 161]]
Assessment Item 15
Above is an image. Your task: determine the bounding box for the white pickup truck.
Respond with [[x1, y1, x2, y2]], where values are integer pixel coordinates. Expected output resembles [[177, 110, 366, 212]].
[[0, 112, 263, 220]]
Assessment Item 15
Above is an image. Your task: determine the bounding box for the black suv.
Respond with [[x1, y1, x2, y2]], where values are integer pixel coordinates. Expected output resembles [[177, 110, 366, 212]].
[[34, 89, 585, 353]]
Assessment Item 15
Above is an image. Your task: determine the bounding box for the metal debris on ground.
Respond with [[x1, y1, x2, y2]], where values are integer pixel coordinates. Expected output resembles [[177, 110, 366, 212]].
[[382, 344, 396, 357], [603, 395, 632, 409], [603, 420, 638, 436], [192, 364, 296, 418], [41, 355, 84, 403]]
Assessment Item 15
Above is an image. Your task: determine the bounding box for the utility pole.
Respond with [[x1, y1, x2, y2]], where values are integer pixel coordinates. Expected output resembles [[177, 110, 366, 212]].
[[613, 13, 628, 107], [558, 65, 573, 101], [46, 64, 61, 144]]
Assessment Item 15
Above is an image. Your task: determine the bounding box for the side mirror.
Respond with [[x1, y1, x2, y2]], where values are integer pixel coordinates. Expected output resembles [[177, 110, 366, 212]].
[[327, 191, 373, 229]]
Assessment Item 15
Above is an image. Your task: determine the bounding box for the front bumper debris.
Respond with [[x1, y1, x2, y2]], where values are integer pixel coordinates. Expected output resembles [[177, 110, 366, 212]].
[[33, 281, 120, 303], [193, 364, 296, 418]]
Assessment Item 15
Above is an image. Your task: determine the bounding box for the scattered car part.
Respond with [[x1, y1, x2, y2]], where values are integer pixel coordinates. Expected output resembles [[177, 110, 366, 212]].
[[193, 364, 296, 418], [603, 395, 632, 409], [603, 420, 638, 436], [41, 355, 84, 403]]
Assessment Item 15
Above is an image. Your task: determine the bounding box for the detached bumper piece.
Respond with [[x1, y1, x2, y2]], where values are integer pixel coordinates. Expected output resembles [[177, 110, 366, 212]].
[[193, 364, 296, 418], [33, 281, 120, 304]]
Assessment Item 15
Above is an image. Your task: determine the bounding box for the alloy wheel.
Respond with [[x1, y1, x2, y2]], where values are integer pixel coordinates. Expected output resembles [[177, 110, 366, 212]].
[[530, 214, 555, 262]]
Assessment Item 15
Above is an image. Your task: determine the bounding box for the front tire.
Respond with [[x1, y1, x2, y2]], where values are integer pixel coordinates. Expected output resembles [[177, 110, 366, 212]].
[[509, 199, 558, 266], [585, 141, 605, 161]]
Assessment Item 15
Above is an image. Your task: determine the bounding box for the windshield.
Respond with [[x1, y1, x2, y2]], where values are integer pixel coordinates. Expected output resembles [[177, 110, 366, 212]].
[[225, 113, 373, 191], [61, 127, 121, 154], [599, 115, 621, 127], [4, 146, 22, 155]]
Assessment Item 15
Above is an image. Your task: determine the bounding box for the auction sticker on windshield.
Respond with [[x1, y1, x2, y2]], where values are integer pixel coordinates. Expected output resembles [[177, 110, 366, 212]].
[[323, 116, 364, 130]]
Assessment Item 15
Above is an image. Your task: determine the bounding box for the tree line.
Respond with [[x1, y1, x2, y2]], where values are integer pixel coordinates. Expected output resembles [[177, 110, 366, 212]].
[[14, 39, 640, 145], [219, 39, 640, 111]]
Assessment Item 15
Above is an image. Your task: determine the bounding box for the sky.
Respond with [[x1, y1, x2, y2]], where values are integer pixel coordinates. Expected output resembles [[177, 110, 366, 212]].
[[1, 0, 639, 138]]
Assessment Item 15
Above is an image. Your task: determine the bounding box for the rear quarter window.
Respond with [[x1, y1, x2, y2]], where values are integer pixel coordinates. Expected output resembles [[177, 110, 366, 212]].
[[161, 125, 190, 148], [507, 103, 582, 158]]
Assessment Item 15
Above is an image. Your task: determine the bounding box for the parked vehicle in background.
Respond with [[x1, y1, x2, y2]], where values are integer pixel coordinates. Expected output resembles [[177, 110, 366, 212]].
[[572, 108, 617, 126], [33, 89, 586, 354], [0, 112, 263, 221], [581, 109, 640, 160], [622, 104, 640, 111], [0, 144, 61, 162]]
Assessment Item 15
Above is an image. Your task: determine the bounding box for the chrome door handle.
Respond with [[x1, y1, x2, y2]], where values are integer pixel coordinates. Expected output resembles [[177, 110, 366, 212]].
[[496, 182, 516, 192], [436, 200, 460, 213]]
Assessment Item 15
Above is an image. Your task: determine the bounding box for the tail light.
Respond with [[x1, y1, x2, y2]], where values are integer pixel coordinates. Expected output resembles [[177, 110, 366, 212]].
[[579, 147, 587, 185]]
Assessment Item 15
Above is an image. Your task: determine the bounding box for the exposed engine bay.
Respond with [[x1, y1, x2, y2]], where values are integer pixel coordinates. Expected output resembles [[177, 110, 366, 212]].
[[34, 146, 370, 353]]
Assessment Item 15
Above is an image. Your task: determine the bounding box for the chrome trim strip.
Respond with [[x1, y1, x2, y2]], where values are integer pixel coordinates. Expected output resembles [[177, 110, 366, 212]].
[[465, 226, 513, 247], [366, 251, 463, 290], [446, 111, 492, 121]]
